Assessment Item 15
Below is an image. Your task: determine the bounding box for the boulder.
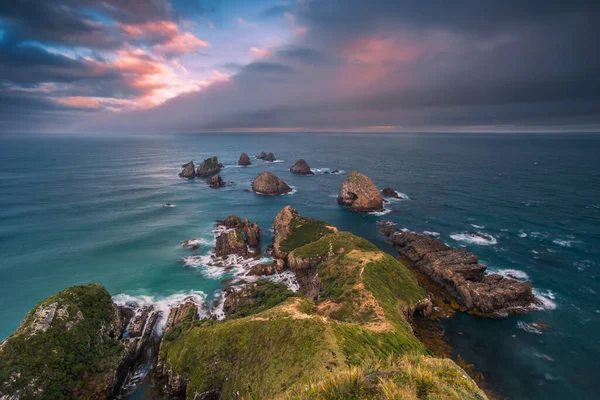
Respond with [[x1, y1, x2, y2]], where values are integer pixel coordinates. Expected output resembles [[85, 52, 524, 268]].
[[238, 152, 252, 166], [290, 159, 314, 175], [207, 174, 225, 188], [179, 161, 195, 178], [264, 152, 276, 162], [390, 231, 541, 314], [381, 187, 400, 198], [252, 171, 292, 195], [196, 156, 222, 177], [256, 151, 267, 159], [337, 172, 383, 212]]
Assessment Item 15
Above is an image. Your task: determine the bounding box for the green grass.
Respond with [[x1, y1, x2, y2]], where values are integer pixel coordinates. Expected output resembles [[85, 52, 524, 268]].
[[160, 299, 343, 399], [291, 231, 377, 260], [225, 282, 297, 319], [287, 354, 487, 400], [0, 284, 125, 399], [279, 216, 336, 253]]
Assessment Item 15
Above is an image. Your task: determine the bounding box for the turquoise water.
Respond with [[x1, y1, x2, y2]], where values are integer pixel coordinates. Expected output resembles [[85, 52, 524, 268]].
[[0, 133, 599, 399]]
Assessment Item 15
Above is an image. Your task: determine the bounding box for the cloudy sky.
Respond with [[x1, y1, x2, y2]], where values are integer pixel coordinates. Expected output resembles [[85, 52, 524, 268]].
[[1, 0, 599, 133]]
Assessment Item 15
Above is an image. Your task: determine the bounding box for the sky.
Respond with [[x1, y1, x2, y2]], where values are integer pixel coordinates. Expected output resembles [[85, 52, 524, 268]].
[[1, 0, 599, 134]]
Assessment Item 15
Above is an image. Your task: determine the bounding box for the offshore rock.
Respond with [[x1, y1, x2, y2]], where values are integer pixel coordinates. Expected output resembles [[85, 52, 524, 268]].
[[215, 228, 247, 258], [179, 161, 195, 178], [381, 187, 401, 198], [196, 156, 222, 177], [256, 151, 267, 159], [252, 171, 292, 195], [290, 159, 314, 175], [264, 152, 276, 162], [388, 231, 541, 314], [214, 215, 261, 257], [337, 172, 383, 212], [238, 152, 252, 166], [206, 174, 225, 188]]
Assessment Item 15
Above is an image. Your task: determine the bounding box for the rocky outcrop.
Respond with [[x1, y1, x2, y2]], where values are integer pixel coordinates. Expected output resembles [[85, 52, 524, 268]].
[[238, 152, 252, 166], [264, 152, 276, 162], [256, 151, 267, 159], [272, 205, 298, 259], [252, 171, 292, 195], [337, 172, 383, 212], [196, 156, 222, 177], [384, 230, 541, 314], [290, 159, 314, 175], [214, 215, 261, 258], [206, 174, 225, 188], [381, 187, 400, 198], [165, 300, 198, 329], [0, 284, 158, 399], [179, 161, 195, 178]]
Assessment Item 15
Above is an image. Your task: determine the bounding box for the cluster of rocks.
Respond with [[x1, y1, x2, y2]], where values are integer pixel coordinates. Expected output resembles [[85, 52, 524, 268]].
[[214, 215, 261, 258], [179, 156, 226, 188], [256, 151, 276, 161], [383, 230, 541, 314]]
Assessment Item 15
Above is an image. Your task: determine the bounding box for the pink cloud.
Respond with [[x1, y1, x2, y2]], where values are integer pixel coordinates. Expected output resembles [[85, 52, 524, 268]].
[[152, 32, 210, 56], [55, 97, 102, 109], [250, 47, 270, 57]]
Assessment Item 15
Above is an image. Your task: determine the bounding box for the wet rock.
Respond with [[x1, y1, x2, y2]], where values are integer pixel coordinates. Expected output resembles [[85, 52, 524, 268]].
[[248, 263, 275, 276], [337, 172, 383, 212], [252, 171, 292, 195], [381, 187, 400, 198], [376, 220, 396, 227], [238, 152, 252, 166], [206, 174, 225, 188], [196, 156, 222, 177], [264, 152, 276, 162], [256, 151, 267, 159], [390, 231, 541, 314], [128, 306, 154, 338], [290, 159, 314, 175], [179, 161, 195, 179]]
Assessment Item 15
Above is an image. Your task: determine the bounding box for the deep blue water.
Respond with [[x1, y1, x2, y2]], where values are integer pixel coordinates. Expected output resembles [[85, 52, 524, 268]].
[[0, 133, 599, 399]]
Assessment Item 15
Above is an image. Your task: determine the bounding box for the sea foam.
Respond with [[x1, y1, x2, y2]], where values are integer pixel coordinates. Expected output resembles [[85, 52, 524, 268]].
[[450, 232, 498, 245]]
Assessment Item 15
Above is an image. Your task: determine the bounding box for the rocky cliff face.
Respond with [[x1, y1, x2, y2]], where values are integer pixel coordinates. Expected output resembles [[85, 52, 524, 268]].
[[238, 152, 251, 166], [251, 171, 291, 195], [214, 215, 261, 258], [196, 156, 222, 177], [337, 172, 383, 212], [290, 159, 314, 175], [384, 230, 541, 314], [0, 284, 157, 400], [179, 161, 195, 178]]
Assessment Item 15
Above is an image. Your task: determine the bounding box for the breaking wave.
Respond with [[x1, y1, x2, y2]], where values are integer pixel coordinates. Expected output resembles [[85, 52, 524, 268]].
[[495, 269, 529, 281], [369, 207, 392, 216], [516, 321, 544, 335], [423, 231, 440, 237], [450, 231, 498, 245], [532, 289, 557, 310]]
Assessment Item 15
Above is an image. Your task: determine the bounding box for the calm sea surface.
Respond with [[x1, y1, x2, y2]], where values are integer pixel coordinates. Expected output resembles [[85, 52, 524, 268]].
[[0, 132, 599, 399]]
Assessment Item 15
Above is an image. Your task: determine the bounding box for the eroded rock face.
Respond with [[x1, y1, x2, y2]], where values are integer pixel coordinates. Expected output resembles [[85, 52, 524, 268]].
[[214, 215, 261, 257], [337, 172, 383, 212], [252, 171, 291, 195], [264, 152, 276, 162], [386, 230, 540, 314], [165, 300, 198, 329], [256, 151, 267, 159], [238, 152, 252, 166], [290, 159, 314, 175], [206, 174, 225, 188], [272, 205, 298, 259], [179, 161, 195, 179], [196, 156, 222, 177]]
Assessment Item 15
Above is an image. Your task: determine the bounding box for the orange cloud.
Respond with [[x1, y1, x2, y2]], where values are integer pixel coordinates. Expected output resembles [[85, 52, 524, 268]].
[[250, 47, 270, 57], [55, 97, 102, 109], [153, 32, 209, 56], [121, 20, 179, 39]]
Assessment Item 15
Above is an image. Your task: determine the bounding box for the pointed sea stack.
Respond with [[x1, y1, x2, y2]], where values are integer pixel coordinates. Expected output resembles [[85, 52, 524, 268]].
[[337, 172, 383, 212], [264, 152, 276, 162], [252, 171, 291, 195], [179, 161, 195, 178], [238, 152, 252, 166], [196, 156, 222, 177], [256, 151, 267, 159], [290, 159, 314, 175], [207, 174, 225, 188]]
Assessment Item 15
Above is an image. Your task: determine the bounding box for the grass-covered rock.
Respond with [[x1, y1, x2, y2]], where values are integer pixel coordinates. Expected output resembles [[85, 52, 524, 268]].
[[0, 284, 128, 399], [158, 207, 486, 399]]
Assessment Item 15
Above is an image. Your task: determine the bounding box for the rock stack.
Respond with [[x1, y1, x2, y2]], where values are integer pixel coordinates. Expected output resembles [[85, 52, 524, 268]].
[[196, 156, 222, 177], [252, 171, 292, 195], [290, 159, 314, 175], [337, 172, 383, 212], [179, 161, 195, 178]]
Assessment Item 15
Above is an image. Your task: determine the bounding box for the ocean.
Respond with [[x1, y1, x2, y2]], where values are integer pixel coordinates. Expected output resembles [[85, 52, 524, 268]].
[[0, 132, 598, 399]]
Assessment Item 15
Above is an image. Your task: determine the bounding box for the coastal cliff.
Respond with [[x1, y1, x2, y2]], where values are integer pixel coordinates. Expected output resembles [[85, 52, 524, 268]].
[[1, 209, 492, 400]]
